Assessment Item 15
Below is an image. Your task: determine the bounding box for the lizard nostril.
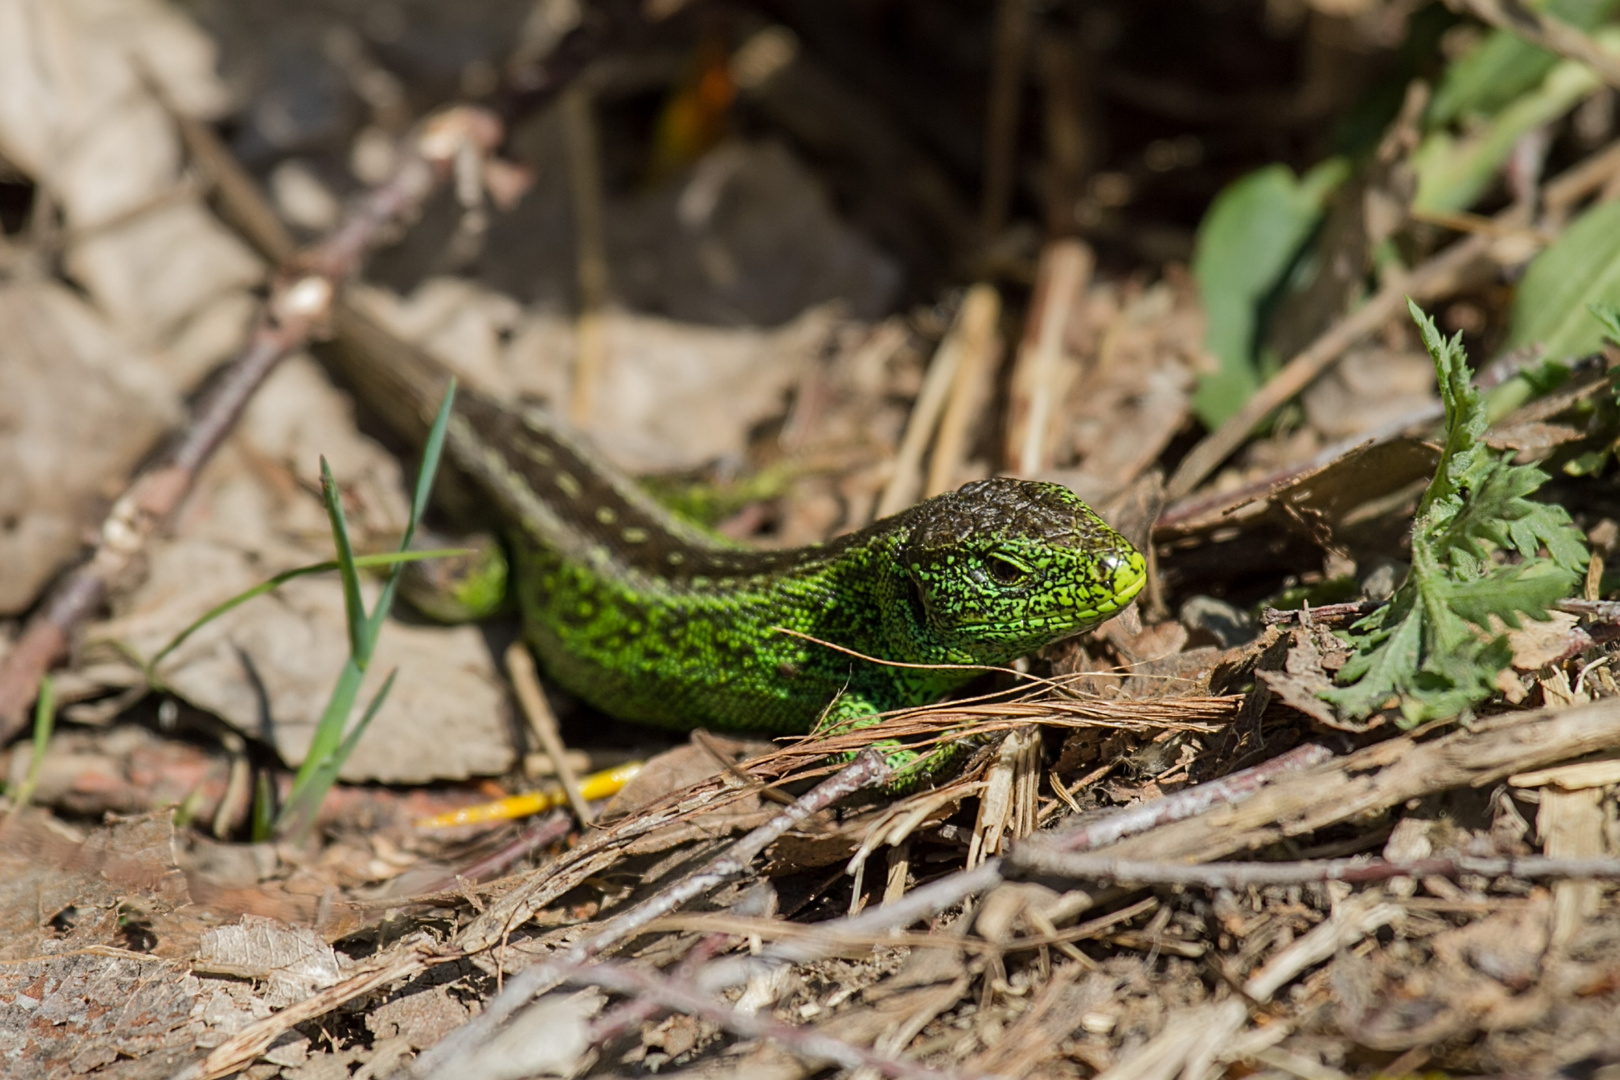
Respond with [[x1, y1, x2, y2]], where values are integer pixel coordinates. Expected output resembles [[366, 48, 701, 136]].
[[1097, 548, 1147, 598]]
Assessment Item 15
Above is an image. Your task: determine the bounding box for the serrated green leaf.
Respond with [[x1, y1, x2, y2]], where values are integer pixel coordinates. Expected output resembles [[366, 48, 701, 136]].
[[1440, 561, 1577, 627], [1590, 301, 1620, 343], [1322, 302, 1588, 726], [1321, 599, 1421, 717], [1507, 200, 1620, 361]]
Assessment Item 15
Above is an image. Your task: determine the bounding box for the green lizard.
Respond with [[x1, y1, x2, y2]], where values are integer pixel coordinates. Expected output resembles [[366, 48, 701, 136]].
[[327, 311, 1146, 784]]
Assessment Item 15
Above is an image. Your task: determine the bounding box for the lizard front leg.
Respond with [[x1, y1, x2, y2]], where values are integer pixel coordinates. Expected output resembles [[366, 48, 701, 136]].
[[812, 692, 983, 794]]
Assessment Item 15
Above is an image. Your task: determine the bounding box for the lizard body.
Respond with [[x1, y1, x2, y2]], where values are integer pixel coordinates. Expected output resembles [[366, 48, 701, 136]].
[[326, 312, 1145, 747]]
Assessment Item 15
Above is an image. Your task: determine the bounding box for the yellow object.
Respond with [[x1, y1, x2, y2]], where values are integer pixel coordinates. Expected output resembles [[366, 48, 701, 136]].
[[415, 761, 644, 829]]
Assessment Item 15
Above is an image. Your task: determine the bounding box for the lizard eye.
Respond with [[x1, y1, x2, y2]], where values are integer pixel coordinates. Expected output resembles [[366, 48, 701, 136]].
[[984, 553, 1030, 586]]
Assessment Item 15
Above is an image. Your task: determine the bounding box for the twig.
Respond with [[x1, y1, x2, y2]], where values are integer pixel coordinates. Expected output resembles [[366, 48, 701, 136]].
[[1006, 240, 1091, 475], [1160, 342, 1538, 529], [1543, 137, 1620, 221], [1039, 743, 1336, 853], [1164, 230, 1494, 501], [585, 880, 779, 1044], [1557, 598, 1620, 622], [878, 299, 972, 516], [927, 284, 1003, 496], [1007, 849, 1620, 888], [0, 109, 502, 747], [1262, 601, 1378, 627], [1087, 695, 1620, 868], [765, 743, 1330, 967], [559, 956, 975, 1080], [563, 87, 610, 427], [1451, 0, 1620, 91], [1266, 597, 1620, 635], [411, 750, 893, 1078], [400, 811, 574, 900], [505, 642, 594, 825], [584, 931, 735, 1045], [649, 895, 1156, 956]]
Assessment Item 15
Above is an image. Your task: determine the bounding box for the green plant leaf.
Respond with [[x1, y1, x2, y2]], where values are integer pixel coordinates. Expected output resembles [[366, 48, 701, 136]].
[[319, 456, 368, 664], [1191, 159, 1347, 428], [1507, 200, 1620, 360], [1320, 301, 1587, 725], [1591, 300, 1620, 343], [1428, 0, 1620, 125], [1414, 49, 1604, 214]]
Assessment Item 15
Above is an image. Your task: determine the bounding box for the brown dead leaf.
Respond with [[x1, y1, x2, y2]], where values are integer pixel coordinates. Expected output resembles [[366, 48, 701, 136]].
[[1504, 610, 1583, 670], [194, 915, 346, 1008], [367, 983, 473, 1049], [0, 282, 181, 614]]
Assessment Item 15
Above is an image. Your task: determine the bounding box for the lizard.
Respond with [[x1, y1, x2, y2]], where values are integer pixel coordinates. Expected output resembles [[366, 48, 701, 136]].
[[324, 308, 1147, 786]]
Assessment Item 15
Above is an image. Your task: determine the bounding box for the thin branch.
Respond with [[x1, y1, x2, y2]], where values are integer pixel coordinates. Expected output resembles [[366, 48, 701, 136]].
[[0, 107, 503, 746], [1039, 743, 1336, 853], [506, 642, 594, 825], [557, 956, 976, 1080], [1164, 231, 1493, 501], [1007, 849, 1620, 889], [584, 931, 735, 1046], [411, 750, 892, 1078], [761, 743, 1331, 967]]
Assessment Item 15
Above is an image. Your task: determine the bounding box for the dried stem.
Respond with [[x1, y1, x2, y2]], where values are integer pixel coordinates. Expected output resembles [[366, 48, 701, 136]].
[[1038, 743, 1336, 853], [1005, 239, 1091, 476], [1008, 849, 1620, 889], [926, 284, 1003, 497], [1164, 231, 1493, 501], [506, 641, 594, 825], [558, 956, 975, 1080]]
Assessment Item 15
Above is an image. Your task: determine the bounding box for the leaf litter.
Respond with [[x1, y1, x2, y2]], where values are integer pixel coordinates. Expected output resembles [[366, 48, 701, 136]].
[[1, 2, 1620, 1079]]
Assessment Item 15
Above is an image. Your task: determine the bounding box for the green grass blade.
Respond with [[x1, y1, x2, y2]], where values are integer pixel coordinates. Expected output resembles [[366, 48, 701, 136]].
[[273, 383, 458, 842], [251, 772, 276, 842], [147, 549, 471, 675], [279, 659, 366, 831], [406, 378, 457, 547], [363, 379, 458, 651], [10, 676, 57, 808], [320, 456, 369, 664], [277, 668, 397, 843]]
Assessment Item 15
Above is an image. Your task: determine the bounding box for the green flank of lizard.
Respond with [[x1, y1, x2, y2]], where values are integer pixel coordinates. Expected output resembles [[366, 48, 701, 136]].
[[326, 320, 1146, 773]]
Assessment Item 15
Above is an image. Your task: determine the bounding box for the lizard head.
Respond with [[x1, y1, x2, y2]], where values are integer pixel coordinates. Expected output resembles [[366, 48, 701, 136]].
[[900, 478, 1146, 658]]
